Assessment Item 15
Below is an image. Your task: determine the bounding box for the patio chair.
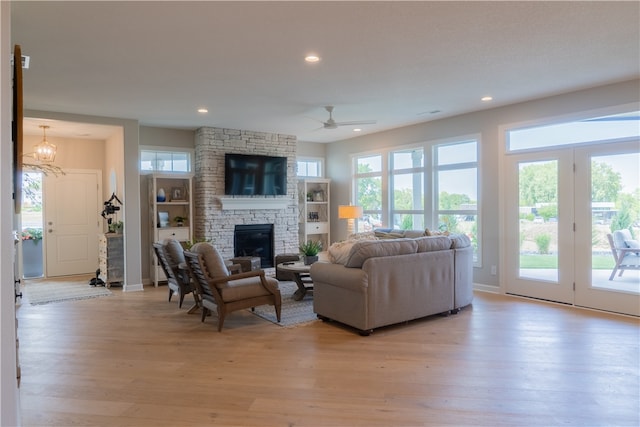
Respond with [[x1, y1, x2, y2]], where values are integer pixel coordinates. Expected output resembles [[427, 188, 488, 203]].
[[184, 242, 281, 331], [607, 230, 640, 280]]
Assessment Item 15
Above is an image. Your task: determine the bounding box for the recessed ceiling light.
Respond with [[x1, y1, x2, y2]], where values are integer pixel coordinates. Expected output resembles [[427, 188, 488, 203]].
[[353, 128, 362, 132], [481, 96, 493, 102], [197, 108, 208, 113], [305, 54, 320, 63]]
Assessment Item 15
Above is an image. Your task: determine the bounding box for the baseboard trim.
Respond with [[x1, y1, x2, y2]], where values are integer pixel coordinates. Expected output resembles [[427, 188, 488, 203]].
[[473, 283, 500, 294], [123, 282, 144, 292]]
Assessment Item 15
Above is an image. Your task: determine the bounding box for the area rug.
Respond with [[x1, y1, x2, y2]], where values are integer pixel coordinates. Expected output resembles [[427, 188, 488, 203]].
[[24, 277, 112, 305], [250, 281, 317, 327]]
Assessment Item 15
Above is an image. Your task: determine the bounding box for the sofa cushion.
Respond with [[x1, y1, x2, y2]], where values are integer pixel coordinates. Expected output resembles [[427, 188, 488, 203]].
[[374, 230, 407, 239], [404, 230, 428, 238], [449, 233, 472, 249], [414, 236, 452, 252], [345, 238, 418, 268]]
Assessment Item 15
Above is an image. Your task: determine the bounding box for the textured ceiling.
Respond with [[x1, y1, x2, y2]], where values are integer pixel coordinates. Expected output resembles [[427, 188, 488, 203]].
[[12, 1, 640, 142]]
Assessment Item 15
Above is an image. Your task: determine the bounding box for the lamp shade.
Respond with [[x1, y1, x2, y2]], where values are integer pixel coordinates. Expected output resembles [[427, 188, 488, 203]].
[[338, 205, 363, 220]]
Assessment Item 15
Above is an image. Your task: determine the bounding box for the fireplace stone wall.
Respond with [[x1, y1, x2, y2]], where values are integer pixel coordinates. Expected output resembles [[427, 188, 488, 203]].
[[193, 127, 299, 265]]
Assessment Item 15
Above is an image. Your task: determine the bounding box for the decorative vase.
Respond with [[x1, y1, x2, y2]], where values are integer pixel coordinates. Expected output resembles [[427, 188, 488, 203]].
[[303, 255, 318, 265], [157, 188, 166, 202]]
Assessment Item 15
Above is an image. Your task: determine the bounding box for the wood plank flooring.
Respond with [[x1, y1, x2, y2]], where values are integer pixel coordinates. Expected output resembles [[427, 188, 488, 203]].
[[16, 279, 639, 426]]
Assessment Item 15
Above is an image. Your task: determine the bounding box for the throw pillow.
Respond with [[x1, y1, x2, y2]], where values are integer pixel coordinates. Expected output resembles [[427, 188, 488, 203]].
[[347, 231, 377, 241], [625, 239, 640, 254], [425, 228, 450, 236], [328, 240, 357, 265]]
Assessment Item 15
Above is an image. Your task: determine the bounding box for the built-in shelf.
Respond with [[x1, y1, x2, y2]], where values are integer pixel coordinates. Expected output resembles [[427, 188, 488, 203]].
[[218, 197, 292, 210]]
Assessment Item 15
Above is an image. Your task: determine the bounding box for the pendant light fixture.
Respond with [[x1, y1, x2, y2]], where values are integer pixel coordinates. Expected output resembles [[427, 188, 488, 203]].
[[34, 125, 57, 162]]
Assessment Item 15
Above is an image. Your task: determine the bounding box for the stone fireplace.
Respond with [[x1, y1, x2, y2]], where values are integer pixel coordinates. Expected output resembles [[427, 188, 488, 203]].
[[193, 127, 299, 269]]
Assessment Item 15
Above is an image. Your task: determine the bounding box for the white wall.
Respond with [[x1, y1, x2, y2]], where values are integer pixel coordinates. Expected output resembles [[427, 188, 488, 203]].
[[325, 79, 640, 289]]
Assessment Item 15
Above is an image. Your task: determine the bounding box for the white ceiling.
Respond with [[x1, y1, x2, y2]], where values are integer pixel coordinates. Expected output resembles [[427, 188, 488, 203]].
[[12, 1, 640, 143]]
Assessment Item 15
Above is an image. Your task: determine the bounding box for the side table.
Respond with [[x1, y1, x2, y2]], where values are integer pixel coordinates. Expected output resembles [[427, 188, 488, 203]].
[[276, 261, 313, 301]]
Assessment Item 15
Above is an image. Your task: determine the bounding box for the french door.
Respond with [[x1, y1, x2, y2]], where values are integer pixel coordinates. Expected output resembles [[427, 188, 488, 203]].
[[504, 140, 640, 316]]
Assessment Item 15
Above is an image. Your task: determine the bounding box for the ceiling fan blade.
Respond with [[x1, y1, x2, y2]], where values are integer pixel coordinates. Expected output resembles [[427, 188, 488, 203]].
[[335, 120, 377, 126]]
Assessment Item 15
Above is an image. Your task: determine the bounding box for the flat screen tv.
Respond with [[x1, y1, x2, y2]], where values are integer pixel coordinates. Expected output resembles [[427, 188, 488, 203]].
[[224, 153, 287, 196]]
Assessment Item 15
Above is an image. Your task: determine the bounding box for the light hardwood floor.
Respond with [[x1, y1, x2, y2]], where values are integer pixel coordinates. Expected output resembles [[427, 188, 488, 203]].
[[16, 279, 639, 426]]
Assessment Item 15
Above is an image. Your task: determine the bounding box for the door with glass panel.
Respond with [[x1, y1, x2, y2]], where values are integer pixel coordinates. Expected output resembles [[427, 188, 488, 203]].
[[574, 142, 639, 315], [505, 142, 640, 315], [504, 151, 575, 304]]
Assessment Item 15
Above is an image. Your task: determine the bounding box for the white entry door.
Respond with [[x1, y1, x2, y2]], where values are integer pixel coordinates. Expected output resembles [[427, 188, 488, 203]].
[[44, 170, 101, 277]]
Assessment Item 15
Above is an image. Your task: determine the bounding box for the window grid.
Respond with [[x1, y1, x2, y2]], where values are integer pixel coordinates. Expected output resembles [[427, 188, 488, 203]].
[[140, 149, 192, 173], [351, 138, 480, 266]]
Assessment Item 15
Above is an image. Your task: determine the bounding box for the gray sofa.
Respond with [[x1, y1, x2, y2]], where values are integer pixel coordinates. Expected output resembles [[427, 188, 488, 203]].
[[310, 231, 473, 335]]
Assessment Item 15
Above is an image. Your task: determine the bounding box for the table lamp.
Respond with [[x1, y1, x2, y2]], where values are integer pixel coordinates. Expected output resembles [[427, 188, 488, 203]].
[[338, 205, 363, 236]]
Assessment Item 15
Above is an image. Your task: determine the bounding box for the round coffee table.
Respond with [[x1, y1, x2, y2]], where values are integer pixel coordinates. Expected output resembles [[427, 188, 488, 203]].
[[276, 261, 313, 301]]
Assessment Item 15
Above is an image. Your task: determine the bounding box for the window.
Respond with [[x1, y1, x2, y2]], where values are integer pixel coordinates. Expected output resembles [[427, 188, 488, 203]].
[[351, 138, 479, 264], [297, 158, 324, 178], [391, 148, 425, 230], [507, 110, 640, 152], [354, 154, 383, 232], [140, 148, 192, 172], [434, 140, 479, 262]]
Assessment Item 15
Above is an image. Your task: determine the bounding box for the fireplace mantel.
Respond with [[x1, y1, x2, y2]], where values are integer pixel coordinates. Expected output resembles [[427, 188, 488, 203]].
[[217, 197, 292, 210]]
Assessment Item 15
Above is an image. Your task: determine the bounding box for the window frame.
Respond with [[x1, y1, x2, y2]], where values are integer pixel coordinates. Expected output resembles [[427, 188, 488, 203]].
[[296, 156, 324, 178], [139, 146, 193, 173], [350, 135, 480, 266]]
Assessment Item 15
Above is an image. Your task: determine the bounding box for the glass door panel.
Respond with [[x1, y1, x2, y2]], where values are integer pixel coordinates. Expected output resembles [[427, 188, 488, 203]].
[[505, 151, 574, 304], [518, 160, 559, 282], [574, 142, 640, 316]]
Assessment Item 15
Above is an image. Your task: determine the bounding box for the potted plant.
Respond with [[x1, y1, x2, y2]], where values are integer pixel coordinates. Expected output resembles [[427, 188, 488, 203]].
[[174, 216, 187, 227], [21, 228, 44, 278], [299, 240, 322, 265], [108, 220, 123, 234]]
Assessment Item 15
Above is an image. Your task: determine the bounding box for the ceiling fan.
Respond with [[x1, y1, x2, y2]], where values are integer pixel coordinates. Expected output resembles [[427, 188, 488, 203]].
[[321, 106, 376, 129]]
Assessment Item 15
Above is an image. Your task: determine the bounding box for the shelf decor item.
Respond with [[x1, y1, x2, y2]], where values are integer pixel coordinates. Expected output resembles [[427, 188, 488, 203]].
[[158, 211, 169, 228], [171, 187, 184, 201], [157, 188, 166, 202]]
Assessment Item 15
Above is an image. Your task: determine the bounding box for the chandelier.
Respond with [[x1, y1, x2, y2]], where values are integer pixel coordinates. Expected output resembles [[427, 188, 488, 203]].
[[34, 125, 57, 162]]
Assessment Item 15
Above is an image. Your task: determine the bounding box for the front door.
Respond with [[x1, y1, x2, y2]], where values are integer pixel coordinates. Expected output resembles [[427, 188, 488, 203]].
[[44, 169, 101, 277]]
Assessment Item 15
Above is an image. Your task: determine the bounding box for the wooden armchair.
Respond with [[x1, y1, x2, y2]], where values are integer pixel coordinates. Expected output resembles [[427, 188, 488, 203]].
[[607, 230, 640, 280], [153, 239, 198, 310], [184, 242, 281, 331]]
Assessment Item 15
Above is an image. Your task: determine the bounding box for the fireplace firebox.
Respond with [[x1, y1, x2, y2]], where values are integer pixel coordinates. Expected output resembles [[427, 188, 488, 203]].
[[234, 224, 274, 268]]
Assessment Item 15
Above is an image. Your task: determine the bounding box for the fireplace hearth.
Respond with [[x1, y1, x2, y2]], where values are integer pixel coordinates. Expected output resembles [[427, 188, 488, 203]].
[[234, 224, 274, 268]]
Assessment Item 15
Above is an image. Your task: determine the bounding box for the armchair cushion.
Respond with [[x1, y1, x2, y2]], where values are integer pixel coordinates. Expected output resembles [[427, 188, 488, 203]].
[[624, 239, 639, 249], [220, 276, 277, 301], [163, 238, 186, 266], [191, 242, 229, 279]]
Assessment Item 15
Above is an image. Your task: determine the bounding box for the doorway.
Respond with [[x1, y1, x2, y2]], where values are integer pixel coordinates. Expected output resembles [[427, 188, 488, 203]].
[[504, 141, 640, 316]]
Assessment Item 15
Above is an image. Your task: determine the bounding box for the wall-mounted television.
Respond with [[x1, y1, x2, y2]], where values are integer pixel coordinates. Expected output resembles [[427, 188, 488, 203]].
[[224, 153, 287, 196]]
